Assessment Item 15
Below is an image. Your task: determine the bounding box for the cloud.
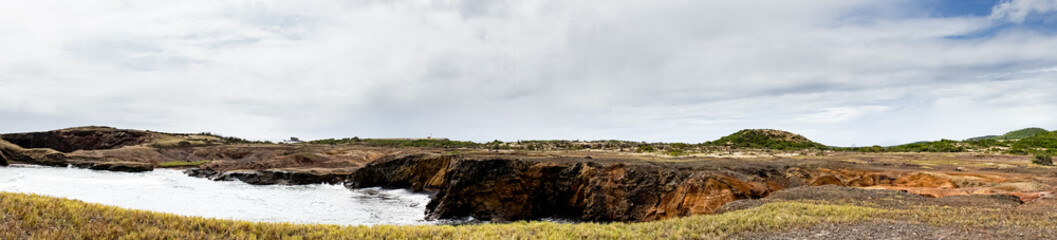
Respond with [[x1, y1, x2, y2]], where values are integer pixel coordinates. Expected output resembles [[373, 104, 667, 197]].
[[0, 0, 1055, 146], [990, 0, 1057, 23], [794, 106, 893, 124]]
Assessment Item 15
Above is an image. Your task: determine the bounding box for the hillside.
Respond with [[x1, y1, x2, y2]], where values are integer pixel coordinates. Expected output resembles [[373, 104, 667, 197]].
[[707, 129, 827, 150], [1011, 130, 1057, 154], [967, 127, 1048, 141]]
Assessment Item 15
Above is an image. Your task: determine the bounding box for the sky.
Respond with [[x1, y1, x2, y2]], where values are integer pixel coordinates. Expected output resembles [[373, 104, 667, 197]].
[[1, 0, 1056, 146]]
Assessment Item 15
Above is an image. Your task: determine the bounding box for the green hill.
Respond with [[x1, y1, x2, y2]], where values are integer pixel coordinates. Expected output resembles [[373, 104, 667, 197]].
[[967, 128, 1048, 141], [1010, 130, 1057, 154], [708, 129, 826, 150]]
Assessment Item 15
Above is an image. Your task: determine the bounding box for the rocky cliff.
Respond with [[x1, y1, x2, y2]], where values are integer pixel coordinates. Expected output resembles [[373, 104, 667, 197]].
[[185, 168, 350, 185], [346, 153, 452, 191], [1, 127, 152, 153], [347, 154, 1056, 222], [347, 155, 792, 222]]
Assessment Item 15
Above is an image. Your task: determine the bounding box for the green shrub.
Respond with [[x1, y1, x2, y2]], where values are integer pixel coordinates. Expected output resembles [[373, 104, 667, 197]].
[[708, 129, 826, 150], [1011, 131, 1057, 154], [635, 145, 656, 153], [1033, 153, 1053, 166], [664, 148, 686, 156]]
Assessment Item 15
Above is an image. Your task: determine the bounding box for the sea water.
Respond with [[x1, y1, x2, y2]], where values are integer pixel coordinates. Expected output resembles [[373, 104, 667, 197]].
[[0, 164, 433, 226]]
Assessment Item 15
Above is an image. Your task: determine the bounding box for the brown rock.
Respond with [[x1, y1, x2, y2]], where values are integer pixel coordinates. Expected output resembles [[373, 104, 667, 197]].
[[87, 162, 154, 172], [366, 156, 790, 222], [346, 153, 452, 191], [1, 127, 152, 153]]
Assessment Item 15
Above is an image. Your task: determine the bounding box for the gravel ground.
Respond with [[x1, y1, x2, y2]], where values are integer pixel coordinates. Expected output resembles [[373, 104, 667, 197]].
[[731, 222, 1046, 240], [716, 185, 1024, 214], [721, 186, 1057, 239]]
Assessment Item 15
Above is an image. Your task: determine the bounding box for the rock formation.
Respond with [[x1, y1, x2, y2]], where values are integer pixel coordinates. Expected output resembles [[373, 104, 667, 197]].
[[347, 154, 1056, 222], [185, 168, 349, 185], [1, 127, 152, 153], [346, 153, 451, 191], [1, 138, 32, 165]]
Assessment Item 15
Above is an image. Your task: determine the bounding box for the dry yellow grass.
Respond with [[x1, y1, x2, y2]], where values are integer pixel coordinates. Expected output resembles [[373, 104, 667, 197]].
[[1, 192, 881, 240]]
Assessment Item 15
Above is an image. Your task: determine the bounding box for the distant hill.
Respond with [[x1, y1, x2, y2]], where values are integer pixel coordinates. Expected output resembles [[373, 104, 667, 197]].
[[708, 129, 826, 150], [967, 128, 1048, 141], [1010, 130, 1057, 154], [0, 126, 271, 152]]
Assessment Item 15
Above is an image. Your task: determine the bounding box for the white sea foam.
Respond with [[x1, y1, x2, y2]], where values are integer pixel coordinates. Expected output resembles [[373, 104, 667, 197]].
[[0, 164, 432, 226]]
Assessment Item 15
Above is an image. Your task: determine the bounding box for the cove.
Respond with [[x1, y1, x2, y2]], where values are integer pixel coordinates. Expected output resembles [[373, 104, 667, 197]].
[[0, 164, 432, 226]]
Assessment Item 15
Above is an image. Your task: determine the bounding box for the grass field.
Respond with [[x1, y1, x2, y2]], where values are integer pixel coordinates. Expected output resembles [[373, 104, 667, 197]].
[[1, 192, 880, 239], [4, 188, 1057, 239]]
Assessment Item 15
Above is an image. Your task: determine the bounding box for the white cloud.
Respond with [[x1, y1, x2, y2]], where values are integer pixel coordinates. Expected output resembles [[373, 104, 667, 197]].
[[794, 106, 893, 124], [990, 0, 1057, 23], [0, 0, 1055, 146]]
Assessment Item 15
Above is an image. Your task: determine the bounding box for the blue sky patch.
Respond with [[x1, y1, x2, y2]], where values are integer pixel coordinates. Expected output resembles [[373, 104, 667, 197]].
[[919, 0, 1001, 17]]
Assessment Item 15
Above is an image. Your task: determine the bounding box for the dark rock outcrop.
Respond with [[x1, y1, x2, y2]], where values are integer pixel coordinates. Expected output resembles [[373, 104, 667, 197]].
[[347, 155, 790, 222], [18, 148, 69, 167], [186, 168, 348, 185], [1, 139, 31, 165], [73, 161, 154, 172], [1, 128, 152, 153], [346, 154, 452, 191], [346, 154, 1055, 222], [423, 158, 784, 222]]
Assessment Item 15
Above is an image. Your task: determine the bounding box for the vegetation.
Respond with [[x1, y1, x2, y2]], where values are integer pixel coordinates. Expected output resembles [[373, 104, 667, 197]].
[[308, 138, 481, 149], [884, 140, 966, 152], [1010, 131, 1057, 155], [152, 132, 273, 147], [6, 191, 1057, 239], [1033, 153, 1053, 166], [968, 127, 1048, 141], [158, 160, 210, 168], [837, 128, 1055, 155], [841, 138, 1011, 153], [1, 192, 882, 239], [707, 129, 827, 150], [195, 132, 274, 145], [635, 145, 656, 153]]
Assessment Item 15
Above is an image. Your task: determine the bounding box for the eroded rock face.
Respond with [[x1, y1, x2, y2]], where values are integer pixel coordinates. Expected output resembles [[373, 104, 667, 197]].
[[0, 139, 30, 165], [347, 155, 1056, 222], [18, 148, 68, 167], [1, 128, 152, 153], [185, 168, 348, 185], [349, 156, 788, 222], [346, 153, 451, 191], [70, 161, 154, 172]]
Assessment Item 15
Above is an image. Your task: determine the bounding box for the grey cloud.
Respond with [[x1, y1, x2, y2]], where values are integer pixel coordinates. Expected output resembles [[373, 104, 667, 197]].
[[1, 0, 1056, 146]]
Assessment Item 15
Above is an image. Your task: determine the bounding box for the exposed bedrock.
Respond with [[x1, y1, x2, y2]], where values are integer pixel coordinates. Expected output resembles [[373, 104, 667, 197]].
[[348, 155, 792, 222], [2, 137, 153, 172], [185, 168, 350, 185], [347, 155, 1056, 222], [1, 128, 153, 153], [346, 153, 452, 191], [71, 161, 154, 172], [427, 159, 789, 222], [1, 128, 151, 153], [0, 139, 21, 166]]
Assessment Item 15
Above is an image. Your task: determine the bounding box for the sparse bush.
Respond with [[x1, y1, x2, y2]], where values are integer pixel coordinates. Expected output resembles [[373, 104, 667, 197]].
[[1033, 153, 1053, 166], [636, 145, 656, 153], [664, 148, 686, 156], [708, 129, 826, 150]]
